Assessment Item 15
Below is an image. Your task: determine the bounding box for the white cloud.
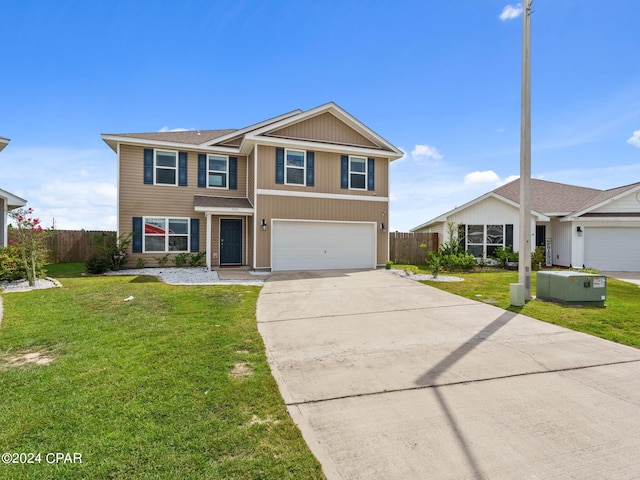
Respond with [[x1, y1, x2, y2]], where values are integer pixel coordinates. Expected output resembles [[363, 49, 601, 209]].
[[158, 126, 190, 132], [0, 146, 118, 230], [627, 130, 640, 147], [499, 3, 523, 21], [496, 127, 505, 133], [411, 144, 443, 163], [464, 170, 500, 185]]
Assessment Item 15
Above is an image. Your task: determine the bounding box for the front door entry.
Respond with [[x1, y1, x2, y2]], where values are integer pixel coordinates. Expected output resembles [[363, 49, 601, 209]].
[[220, 219, 243, 265]]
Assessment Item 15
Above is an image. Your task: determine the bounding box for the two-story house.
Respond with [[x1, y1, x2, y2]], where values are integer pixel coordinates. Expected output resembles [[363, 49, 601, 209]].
[[101, 103, 403, 271]]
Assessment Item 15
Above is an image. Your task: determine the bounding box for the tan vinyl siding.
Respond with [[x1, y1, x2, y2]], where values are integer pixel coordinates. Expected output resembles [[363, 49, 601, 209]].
[[247, 149, 255, 205], [118, 144, 252, 266], [255, 194, 388, 268], [268, 112, 379, 148], [257, 145, 388, 197]]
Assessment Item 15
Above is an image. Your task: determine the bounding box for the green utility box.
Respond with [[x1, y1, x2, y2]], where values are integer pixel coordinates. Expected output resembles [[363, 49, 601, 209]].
[[536, 271, 606, 306]]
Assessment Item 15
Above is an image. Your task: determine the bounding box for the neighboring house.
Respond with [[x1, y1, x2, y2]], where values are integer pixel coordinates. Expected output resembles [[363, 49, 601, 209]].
[[0, 136, 28, 247], [411, 178, 640, 272], [101, 103, 403, 271]]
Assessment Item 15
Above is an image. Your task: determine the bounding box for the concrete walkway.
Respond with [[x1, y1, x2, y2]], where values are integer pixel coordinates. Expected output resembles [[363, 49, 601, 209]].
[[257, 269, 640, 480]]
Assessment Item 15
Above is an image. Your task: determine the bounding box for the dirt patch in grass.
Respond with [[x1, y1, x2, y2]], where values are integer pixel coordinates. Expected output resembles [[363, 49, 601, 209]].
[[2, 350, 55, 367], [229, 362, 254, 377]]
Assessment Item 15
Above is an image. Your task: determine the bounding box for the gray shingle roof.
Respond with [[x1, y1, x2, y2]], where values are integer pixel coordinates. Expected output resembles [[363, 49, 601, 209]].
[[493, 178, 603, 214], [110, 129, 236, 145]]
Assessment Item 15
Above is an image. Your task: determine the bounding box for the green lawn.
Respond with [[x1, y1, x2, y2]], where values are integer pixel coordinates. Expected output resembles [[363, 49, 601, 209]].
[[397, 265, 640, 349], [0, 265, 324, 479]]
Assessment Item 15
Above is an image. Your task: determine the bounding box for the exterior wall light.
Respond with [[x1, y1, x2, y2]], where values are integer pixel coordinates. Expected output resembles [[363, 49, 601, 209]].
[[261, 219, 267, 231], [381, 223, 386, 232], [576, 226, 583, 236]]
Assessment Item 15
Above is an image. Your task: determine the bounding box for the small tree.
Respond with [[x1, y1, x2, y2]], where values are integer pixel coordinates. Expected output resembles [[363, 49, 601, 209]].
[[8, 208, 55, 286]]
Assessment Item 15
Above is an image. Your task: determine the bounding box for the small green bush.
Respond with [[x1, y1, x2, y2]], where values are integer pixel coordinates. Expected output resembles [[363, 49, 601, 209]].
[[174, 252, 190, 268], [85, 252, 111, 274], [189, 251, 206, 267], [385, 261, 393, 270], [0, 245, 26, 282], [154, 254, 170, 267], [136, 257, 147, 269]]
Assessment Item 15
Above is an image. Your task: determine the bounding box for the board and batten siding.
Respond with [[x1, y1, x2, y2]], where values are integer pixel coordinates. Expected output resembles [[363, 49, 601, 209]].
[[256, 145, 389, 197], [118, 144, 250, 266], [269, 112, 379, 148], [255, 194, 388, 268]]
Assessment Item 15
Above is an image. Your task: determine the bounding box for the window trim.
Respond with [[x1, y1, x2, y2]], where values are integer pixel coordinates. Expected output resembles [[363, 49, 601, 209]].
[[207, 154, 229, 189], [142, 216, 191, 253], [153, 149, 179, 186], [348, 155, 368, 190], [284, 148, 306, 186]]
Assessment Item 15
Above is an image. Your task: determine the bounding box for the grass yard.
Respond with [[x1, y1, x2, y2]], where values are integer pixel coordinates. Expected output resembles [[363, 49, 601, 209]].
[[396, 265, 640, 349], [0, 265, 324, 479]]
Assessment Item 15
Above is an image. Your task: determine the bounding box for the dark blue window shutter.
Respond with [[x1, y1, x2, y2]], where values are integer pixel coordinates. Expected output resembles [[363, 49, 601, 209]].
[[132, 217, 143, 253], [367, 158, 375, 191], [144, 149, 154, 184], [505, 224, 514, 249], [198, 154, 206, 188], [190, 218, 200, 252], [229, 157, 237, 190], [275, 148, 284, 184], [306, 151, 315, 186], [341, 155, 349, 189], [178, 152, 188, 186]]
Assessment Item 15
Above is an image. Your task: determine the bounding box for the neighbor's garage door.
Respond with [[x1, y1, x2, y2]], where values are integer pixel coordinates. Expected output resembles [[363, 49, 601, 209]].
[[584, 227, 640, 271], [272, 221, 376, 271]]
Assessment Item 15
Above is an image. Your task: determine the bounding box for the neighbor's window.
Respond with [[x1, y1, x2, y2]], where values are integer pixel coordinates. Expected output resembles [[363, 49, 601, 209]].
[[285, 149, 305, 185], [144, 217, 189, 252], [464, 224, 506, 258], [466, 225, 484, 258], [349, 156, 367, 190], [486, 224, 504, 258], [208, 155, 228, 188], [155, 150, 178, 185]]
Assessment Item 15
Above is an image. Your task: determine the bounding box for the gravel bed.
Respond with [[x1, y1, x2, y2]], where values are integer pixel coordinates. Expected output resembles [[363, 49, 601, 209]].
[[1, 277, 61, 293], [104, 267, 266, 285], [389, 269, 463, 283]]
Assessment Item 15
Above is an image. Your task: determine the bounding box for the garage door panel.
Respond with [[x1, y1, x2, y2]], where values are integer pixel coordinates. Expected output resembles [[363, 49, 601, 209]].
[[584, 227, 640, 271], [272, 221, 376, 271]]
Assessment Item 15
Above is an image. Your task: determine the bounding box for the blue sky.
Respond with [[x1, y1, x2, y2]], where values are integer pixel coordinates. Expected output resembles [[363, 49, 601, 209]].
[[1, 0, 639, 231]]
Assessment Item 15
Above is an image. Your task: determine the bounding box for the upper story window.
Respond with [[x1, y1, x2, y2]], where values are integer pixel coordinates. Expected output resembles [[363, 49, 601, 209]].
[[143, 217, 189, 252], [349, 156, 367, 190], [208, 155, 228, 188], [155, 150, 178, 185], [285, 149, 306, 185]]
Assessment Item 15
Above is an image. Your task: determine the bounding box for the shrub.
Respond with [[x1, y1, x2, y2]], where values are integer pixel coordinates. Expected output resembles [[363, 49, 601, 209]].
[[7, 208, 54, 286], [85, 252, 111, 274], [136, 257, 147, 269], [425, 252, 442, 278], [0, 244, 26, 282], [174, 252, 190, 268], [532, 246, 545, 270], [491, 246, 519, 268], [189, 252, 206, 267], [154, 254, 170, 268], [385, 261, 393, 270]]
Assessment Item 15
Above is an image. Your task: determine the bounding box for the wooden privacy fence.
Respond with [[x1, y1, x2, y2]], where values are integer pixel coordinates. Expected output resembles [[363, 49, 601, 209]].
[[389, 232, 439, 265], [8, 229, 117, 263]]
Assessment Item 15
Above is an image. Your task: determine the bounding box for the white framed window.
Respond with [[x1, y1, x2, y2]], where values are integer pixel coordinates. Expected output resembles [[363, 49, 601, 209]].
[[285, 149, 306, 185], [143, 217, 190, 252], [465, 224, 506, 258], [154, 150, 178, 185], [208, 154, 228, 188], [349, 156, 367, 190]]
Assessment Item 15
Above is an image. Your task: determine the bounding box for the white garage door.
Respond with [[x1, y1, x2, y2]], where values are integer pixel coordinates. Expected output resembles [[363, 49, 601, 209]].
[[584, 227, 640, 271], [272, 220, 376, 271]]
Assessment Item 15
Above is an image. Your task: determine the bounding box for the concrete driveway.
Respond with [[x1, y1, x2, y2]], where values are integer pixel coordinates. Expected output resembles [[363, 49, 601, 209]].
[[257, 269, 640, 480]]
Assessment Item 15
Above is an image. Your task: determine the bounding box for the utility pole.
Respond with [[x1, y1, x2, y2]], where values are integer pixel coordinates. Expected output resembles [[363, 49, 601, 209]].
[[519, 0, 534, 301]]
